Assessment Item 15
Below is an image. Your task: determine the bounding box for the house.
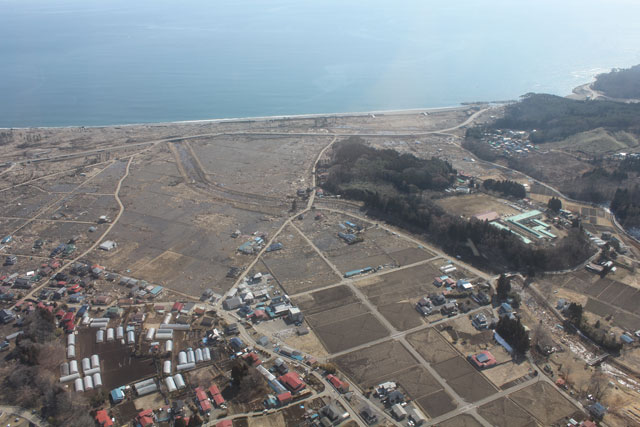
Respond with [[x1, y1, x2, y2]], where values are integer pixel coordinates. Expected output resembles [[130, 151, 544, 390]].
[[472, 313, 488, 330], [225, 323, 239, 335], [99, 240, 117, 251], [0, 309, 15, 324], [498, 302, 514, 317], [431, 294, 446, 306], [223, 296, 242, 310], [589, 402, 606, 419], [135, 409, 155, 427], [407, 406, 427, 426], [319, 403, 345, 423], [287, 307, 304, 323], [13, 277, 31, 289], [95, 409, 113, 427], [93, 295, 112, 306], [327, 374, 349, 393], [433, 277, 445, 287], [391, 403, 407, 420], [468, 351, 497, 369], [360, 407, 378, 425], [274, 357, 289, 374], [171, 302, 184, 312], [386, 390, 404, 405], [243, 352, 262, 366], [278, 372, 305, 393], [230, 337, 244, 351], [216, 421, 233, 427], [472, 291, 490, 305], [208, 385, 225, 407], [277, 391, 292, 405], [416, 304, 432, 316], [441, 302, 458, 316], [456, 279, 473, 291], [252, 309, 269, 322]]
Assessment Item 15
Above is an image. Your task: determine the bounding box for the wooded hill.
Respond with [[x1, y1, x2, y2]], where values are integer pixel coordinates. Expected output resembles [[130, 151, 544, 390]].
[[323, 138, 595, 273]]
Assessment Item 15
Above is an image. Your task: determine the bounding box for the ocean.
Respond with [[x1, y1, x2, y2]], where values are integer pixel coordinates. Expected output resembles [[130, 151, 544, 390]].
[[1, 0, 640, 127]]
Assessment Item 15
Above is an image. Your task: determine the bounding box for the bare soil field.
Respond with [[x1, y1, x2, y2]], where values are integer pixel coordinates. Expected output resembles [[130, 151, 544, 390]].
[[357, 262, 480, 331], [432, 355, 498, 402], [293, 285, 390, 353], [414, 389, 458, 418], [535, 271, 640, 331], [312, 312, 389, 354], [333, 339, 459, 418], [477, 397, 537, 427], [260, 224, 340, 295], [437, 414, 484, 427], [482, 361, 533, 390], [295, 210, 432, 274], [510, 381, 580, 425], [406, 328, 459, 364], [332, 340, 418, 388], [190, 134, 330, 198], [435, 193, 520, 219], [87, 150, 285, 295]]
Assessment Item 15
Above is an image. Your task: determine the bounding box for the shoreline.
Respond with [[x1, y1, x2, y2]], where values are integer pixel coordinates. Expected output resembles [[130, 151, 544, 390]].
[[0, 104, 483, 131]]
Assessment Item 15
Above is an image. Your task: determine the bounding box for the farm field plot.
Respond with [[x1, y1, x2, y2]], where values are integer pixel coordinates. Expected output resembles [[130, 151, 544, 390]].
[[477, 397, 537, 427], [333, 340, 457, 418], [432, 355, 497, 402], [437, 414, 484, 427], [294, 285, 389, 353], [356, 262, 477, 331], [406, 328, 459, 364], [510, 382, 580, 425], [332, 340, 419, 388], [296, 210, 433, 273], [261, 224, 340, 295], [537, 271, 640, 331]]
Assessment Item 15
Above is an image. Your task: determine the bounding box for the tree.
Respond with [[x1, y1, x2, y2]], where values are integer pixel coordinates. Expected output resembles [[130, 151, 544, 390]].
[[230, 359, 248, 387], [496, 274, 511, 301], [188, 414, 203, 426], [174, 419, 187, 427], [548, 197, 562, 212], [566, 302, 583, 325], [496, 316, 530, 356]]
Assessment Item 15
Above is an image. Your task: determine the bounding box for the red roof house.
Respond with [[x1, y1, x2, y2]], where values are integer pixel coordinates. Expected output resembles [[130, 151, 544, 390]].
[[172, 302, 184, 312], [243, 352, 262, 366], [195, 387, 208, 402], [199, 398, 212, 413], [95, 409, 113, 427], [208, 385, 220, 396], [327, 374, 350, 393], [278, 372, 305, 393], [136, 409, 155, 427], [277, 391, 292, 405], [468, 350, 497, 369]]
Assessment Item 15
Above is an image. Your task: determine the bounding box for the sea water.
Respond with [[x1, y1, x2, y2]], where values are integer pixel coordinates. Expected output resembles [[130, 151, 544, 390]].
[[1, 0, 640, 127]]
